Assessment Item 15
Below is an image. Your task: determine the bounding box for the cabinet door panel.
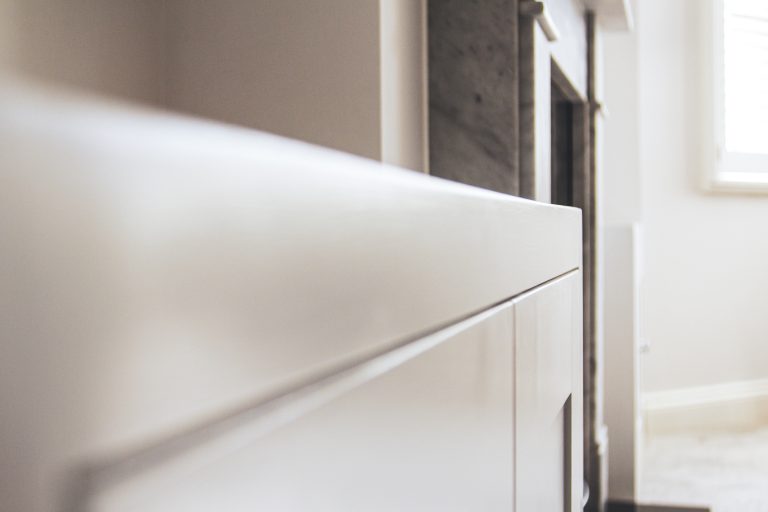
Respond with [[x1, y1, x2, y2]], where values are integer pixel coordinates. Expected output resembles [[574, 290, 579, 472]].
[[86, 303, 515, 512], [515, 271, 582, 512]]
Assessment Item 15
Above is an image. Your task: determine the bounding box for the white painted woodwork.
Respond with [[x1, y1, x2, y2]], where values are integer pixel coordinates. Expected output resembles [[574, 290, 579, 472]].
[[524, 0, 589, 201], [582, 0, 634, 31], [604, 224, 642, 502], [380, 0, 429, 172], [515, 271, 584, 512], [0, 81, 583, 512], [644, 378, 768, 435], [84, 302, 515, 512], [546, 0, 589, 99]]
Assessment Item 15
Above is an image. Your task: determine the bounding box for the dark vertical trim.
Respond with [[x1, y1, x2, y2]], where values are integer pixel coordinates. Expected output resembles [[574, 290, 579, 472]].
[[550, 74, 576, 207], [584, 10, 605, 512]]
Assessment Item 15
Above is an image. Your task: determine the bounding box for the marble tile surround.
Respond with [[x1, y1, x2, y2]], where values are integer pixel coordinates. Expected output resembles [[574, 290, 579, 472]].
[[428, 0, 520, 195]]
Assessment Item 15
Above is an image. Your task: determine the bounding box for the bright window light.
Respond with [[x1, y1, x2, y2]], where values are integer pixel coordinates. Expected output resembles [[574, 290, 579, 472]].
[[723, 0, 768, 155]]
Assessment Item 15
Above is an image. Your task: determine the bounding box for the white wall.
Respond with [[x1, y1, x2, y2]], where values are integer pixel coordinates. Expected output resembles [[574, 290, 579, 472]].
[[601, 0, 768, 496], [636, 0, 768, 393]]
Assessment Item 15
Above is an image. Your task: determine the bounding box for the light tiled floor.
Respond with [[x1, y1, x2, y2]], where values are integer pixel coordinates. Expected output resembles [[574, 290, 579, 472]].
[[642, 428, 768, 512]]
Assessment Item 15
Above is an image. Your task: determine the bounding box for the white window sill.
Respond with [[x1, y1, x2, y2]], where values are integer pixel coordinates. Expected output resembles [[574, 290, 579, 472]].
[[706, 171, 768, 194]]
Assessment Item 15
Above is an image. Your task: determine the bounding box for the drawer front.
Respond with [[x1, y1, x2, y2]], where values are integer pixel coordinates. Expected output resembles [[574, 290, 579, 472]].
[[515, 271, 583, 512], [85, 302, 515, 512]]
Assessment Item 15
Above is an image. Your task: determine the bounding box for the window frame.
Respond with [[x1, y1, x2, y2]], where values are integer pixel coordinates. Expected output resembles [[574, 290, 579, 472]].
[[707, 0, 768, 192]]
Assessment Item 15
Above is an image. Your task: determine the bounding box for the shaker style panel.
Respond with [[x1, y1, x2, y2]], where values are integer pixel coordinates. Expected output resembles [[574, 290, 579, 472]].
[[84, 303, 516, 512], [514, 271, 583, 512]]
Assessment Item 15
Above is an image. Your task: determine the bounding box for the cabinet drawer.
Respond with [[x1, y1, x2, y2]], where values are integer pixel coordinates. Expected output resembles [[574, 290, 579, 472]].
[[84, 302, 515, 512]]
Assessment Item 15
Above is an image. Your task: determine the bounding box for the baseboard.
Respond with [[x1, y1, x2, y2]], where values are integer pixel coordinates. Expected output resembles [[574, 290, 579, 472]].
[[643, 378, 768, 436]]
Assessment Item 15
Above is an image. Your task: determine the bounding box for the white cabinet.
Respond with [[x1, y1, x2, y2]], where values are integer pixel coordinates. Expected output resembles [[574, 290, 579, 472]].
[[84, 276, 584, 512], [88, 304, 515, 512], [515, 272, 584, 512], [0, 83, 582, 512]]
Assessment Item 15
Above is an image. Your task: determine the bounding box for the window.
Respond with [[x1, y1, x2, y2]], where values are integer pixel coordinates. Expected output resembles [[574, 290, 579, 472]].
[[711, 0, 768, 190]]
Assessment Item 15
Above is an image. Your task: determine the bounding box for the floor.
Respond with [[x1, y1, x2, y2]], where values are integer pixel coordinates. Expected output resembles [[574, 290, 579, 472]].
[[642, 427, 768, 512]]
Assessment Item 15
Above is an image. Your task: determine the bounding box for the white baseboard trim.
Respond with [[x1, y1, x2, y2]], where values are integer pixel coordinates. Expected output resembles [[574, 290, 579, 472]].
[[642, 378, 768, 435]]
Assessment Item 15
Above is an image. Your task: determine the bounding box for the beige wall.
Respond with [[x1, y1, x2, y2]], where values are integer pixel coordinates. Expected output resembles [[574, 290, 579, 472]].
[[0, 0, 15, 71], [1, 0, 427, 168], [8, 0, 167, 106], [166, 0, 382, 161]]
